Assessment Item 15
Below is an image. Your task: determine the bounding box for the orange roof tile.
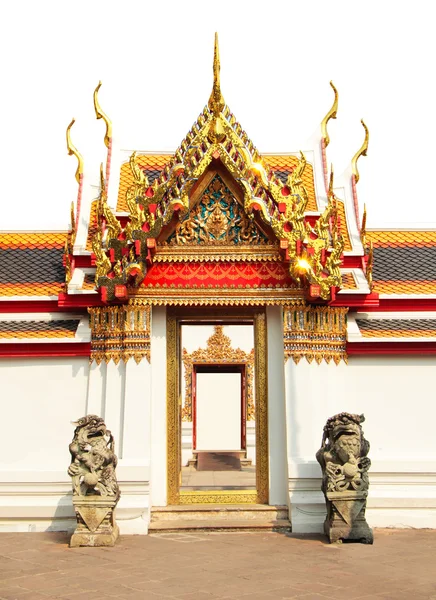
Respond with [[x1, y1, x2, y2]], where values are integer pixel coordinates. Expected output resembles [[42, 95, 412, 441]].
[[0, 232, 67, 250], [367, 230, 436, 248], [0, 282, 62, 297], [372, 280, 436, 295], [82, 274, 96, 290], [0, 319, 79, 339], [341, 272, 357, 290], [336, 200, 352, 252]]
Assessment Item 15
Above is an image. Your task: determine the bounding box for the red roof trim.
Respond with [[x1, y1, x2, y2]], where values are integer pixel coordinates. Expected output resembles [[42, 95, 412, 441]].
[[0, 342, 91, 358], [346, 341, 436, 355]]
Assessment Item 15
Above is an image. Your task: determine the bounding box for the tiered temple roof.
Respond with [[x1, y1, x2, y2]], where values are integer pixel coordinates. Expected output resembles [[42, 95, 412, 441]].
[[0, 35, 434, 357]]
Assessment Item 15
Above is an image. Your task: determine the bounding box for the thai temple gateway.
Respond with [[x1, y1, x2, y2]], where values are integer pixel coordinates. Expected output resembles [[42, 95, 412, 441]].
[[1, 35, 435, 535]]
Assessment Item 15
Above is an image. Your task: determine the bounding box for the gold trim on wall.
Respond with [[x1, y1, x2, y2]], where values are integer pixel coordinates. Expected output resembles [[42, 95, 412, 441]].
[[166, 308, 269, 505]]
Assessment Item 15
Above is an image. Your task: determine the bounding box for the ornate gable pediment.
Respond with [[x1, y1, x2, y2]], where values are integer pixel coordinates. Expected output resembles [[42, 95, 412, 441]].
[[89, 34, 349, 303]]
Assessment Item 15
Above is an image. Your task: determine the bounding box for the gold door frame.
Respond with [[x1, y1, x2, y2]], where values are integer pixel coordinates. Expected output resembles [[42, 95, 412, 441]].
[[166, 307, 269, 505]]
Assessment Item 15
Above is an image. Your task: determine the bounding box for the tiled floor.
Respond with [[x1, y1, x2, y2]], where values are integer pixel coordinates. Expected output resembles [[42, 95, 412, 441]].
[[181, 465, 256, 490], [0, 529, 435, 599]]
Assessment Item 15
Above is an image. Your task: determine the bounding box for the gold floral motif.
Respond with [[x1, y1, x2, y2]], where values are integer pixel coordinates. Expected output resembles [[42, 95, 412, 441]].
[[88, 304, 151, 364], [182, 325, 254, 422], [167, 308, 269, 505], [283, 305, 348, 365]]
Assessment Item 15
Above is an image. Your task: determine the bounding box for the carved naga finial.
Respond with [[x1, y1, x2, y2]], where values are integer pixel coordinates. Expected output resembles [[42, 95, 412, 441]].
[[321, 81, 338, 147], [352, 119, 369, 183], [66, 118, 84, 183], [208, 32, 225, 117], [93, 81, 112, 148]]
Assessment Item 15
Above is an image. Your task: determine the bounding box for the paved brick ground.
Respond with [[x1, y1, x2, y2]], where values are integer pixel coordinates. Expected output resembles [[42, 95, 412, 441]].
[[0, 529, 435, 600]]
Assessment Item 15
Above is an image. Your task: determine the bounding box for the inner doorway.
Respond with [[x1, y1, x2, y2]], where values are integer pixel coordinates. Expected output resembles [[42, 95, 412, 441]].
[[166, 307, 269, 505]]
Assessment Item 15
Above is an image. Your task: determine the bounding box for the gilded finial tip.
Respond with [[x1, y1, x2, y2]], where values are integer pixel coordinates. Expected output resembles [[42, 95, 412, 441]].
[[208, 32, 224, 117], [321, 82, 339, 147]]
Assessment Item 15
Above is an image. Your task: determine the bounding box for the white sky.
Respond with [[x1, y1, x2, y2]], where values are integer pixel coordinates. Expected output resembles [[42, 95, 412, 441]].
[[1, 0, 435, 230]]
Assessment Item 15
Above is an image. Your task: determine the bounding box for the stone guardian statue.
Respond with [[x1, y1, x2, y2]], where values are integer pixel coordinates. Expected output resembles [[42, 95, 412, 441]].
[[68, 415, 120, 547], [316, 412, 373, 544]]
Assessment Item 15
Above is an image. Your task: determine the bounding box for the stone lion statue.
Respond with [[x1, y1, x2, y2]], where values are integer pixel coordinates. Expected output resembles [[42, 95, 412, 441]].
[[316, 412, 373, 543], [316, 412, 370, 494], [68, 415, 119, 497]]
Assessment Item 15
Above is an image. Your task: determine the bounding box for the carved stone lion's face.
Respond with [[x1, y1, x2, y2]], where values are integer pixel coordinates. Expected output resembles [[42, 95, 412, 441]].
[[326, 415, 363, 462], [74, 415, 107, 443]]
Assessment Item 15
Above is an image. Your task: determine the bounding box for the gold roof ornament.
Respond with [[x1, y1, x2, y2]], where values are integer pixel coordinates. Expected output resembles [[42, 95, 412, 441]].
[[207, 33, 226, 143], [93, 81, 112, 148], [321, 81, 338, 147], [351, 119, 369, 183], [66, 118, 84, 183], [208, 32, 225, 117]]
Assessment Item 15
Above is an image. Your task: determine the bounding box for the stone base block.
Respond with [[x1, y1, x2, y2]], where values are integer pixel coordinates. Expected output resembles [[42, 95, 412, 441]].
[[70, 495, 120, 548], [325, 492, 373, 544], [324, 515, 373, 544], [70, 522, 119, 547]]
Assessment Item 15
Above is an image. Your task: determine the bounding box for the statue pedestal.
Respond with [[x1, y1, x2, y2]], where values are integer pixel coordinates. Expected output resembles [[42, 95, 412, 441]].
[[324, 491, 373, 544], [70, 495, 120, 548]]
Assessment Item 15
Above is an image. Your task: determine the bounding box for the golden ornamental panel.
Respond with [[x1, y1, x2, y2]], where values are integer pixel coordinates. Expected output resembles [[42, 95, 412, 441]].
[[88, 304, 151, 364], [182, 325, 254, 422], [283, 305, 348, 365]]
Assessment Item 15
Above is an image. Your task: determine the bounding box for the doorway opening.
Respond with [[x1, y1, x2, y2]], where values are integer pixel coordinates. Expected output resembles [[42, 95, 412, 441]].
[[166, 307, 269, 505]]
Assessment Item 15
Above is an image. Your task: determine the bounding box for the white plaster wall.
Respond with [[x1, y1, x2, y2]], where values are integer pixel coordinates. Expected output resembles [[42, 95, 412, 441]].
[[0, 353, 152, 534], [285, 355, 436, 532], [0, 358, 88, 532]]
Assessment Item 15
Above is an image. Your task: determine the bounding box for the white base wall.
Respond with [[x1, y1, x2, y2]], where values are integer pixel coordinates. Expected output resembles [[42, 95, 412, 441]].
[[285, 356, 436, 531], [1, 343, 436, 534]]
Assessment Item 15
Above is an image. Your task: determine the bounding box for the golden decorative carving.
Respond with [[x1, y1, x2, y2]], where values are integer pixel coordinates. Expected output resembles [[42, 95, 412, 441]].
[[99, 164, 121, 243], [88, 304, 150, 365], [366, 241, 374, 292], [321, 81, 338, 147], [352, 119, 369, 184], [66, 118, 84, 183], [90, 37, 344, 302], [92, 228, 111, 285], [182, 325, 254, 422], [284, 305, 348, 365], [93, 81, 112, 148], [166, 175, 271, 248], [167, 309, 269, 505]]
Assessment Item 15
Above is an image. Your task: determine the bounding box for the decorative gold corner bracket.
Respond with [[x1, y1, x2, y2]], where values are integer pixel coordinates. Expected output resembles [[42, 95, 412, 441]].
[[284, 305, 348, 365]]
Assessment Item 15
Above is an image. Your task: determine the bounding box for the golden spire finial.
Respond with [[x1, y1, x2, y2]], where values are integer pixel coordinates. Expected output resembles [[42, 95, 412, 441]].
[[351, 119, 369, 183], [321, 81, 338, 147], [208, 32, 225, 117], [94, 81, 112, 148], [66, 118, 84, 183]]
